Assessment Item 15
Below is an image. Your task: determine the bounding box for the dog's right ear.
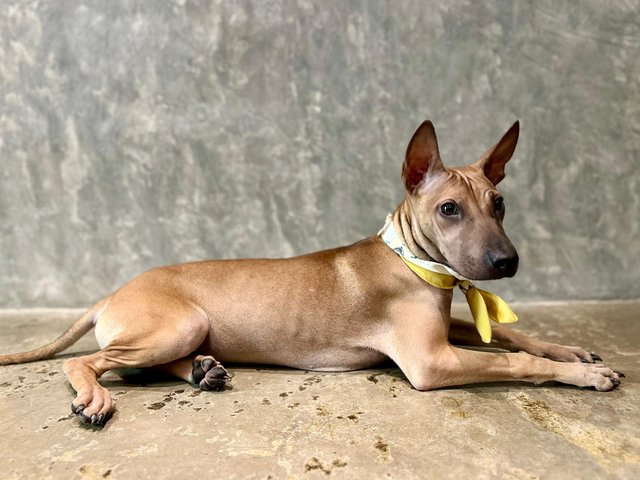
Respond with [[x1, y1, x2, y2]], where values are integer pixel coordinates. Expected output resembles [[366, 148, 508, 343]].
[[402, 120, 444, 192]]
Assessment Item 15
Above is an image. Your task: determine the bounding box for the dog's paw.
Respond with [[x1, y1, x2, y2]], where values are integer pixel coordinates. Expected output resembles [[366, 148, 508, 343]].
[[191, 356, 230, 391], [532, 343, 601, 364], [70, 384, 114, 427], [565, 363, 623, 391]]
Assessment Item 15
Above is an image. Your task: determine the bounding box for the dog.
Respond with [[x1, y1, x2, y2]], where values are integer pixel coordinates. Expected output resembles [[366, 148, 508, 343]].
[[0, 120, 623, 426]]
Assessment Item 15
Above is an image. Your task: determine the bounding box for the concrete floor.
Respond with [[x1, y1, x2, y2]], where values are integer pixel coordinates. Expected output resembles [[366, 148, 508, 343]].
[[0, 301, 639, 479]]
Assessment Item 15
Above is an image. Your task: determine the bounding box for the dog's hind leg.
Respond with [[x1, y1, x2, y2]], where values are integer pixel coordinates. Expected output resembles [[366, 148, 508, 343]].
[[63, 302, 211, 426], [63, 352, 118, 425]]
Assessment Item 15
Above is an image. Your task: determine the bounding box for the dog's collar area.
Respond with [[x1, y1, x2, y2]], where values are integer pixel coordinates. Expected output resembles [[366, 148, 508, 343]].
[[379, 214, 518, 343], [378, 214, 468, 280]]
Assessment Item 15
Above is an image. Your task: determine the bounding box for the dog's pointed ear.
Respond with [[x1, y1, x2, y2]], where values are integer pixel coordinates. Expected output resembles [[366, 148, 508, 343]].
[[402, 120, 444, 192], [473, 121, 519, 186]]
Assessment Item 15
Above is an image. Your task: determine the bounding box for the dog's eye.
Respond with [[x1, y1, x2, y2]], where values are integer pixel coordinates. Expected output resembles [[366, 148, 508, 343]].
[[494, 197, 504, 211], [440, 202, 458, 216]]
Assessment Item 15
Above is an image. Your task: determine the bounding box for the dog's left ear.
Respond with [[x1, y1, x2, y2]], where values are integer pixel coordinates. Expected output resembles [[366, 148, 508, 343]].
[[473, 121, 519, 185]]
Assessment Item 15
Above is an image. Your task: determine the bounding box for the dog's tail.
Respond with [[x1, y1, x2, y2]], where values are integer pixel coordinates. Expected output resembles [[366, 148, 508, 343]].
[[0, 297, 109, 365]]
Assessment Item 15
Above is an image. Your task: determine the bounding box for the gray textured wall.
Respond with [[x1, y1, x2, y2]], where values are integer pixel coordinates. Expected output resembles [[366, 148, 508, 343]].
[[1, 0, 639, 308]]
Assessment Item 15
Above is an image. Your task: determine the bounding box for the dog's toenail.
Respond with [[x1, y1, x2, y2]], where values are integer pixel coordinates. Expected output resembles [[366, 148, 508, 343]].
[[72, 403, 86, 414], [614, 370, 626, 378]]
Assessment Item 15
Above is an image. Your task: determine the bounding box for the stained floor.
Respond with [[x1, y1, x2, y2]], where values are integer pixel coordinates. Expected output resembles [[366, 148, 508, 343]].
[[1, 301, 639, 479]]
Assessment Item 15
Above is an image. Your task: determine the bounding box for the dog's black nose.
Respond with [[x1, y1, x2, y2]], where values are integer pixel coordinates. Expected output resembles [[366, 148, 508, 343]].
[[486, 251, 519, 276]]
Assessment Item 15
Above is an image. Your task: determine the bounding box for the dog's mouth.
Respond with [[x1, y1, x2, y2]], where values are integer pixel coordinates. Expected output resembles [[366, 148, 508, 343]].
[[445, 257, 519, 281], [476, 267, 518, 281]]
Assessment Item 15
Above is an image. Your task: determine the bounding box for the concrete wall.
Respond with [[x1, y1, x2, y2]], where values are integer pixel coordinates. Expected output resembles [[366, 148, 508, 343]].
[[1, 0, 639, 308]]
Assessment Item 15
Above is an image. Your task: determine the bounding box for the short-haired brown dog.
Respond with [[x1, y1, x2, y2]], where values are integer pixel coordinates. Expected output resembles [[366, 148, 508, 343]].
[[1, 120, 622, 426]]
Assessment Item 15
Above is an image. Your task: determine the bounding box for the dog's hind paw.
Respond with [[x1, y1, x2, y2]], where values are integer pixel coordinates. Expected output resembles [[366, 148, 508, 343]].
[[191, 356, 230, 391]]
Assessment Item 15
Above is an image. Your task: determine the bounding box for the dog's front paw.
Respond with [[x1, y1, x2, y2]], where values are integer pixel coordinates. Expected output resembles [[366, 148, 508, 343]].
[[563, 363, 623, 391], [531, 342, 601, 364]]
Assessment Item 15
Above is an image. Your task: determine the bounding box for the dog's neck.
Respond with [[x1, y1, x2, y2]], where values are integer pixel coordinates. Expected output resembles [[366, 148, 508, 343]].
[[391, 199, 445, 264]]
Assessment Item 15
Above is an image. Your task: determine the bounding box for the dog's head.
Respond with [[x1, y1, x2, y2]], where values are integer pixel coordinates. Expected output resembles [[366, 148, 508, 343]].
[[401, 120, 520, 281]]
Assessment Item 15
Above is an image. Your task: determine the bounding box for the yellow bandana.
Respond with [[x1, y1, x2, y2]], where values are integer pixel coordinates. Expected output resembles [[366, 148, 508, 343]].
[[379, 215, 517, 343]]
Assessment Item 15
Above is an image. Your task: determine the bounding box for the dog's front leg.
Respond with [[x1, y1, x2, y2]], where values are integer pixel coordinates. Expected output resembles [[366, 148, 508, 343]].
[[388, 313, 621, 392], [448, 317, 601, 363], [396, 345, 621, 392]]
